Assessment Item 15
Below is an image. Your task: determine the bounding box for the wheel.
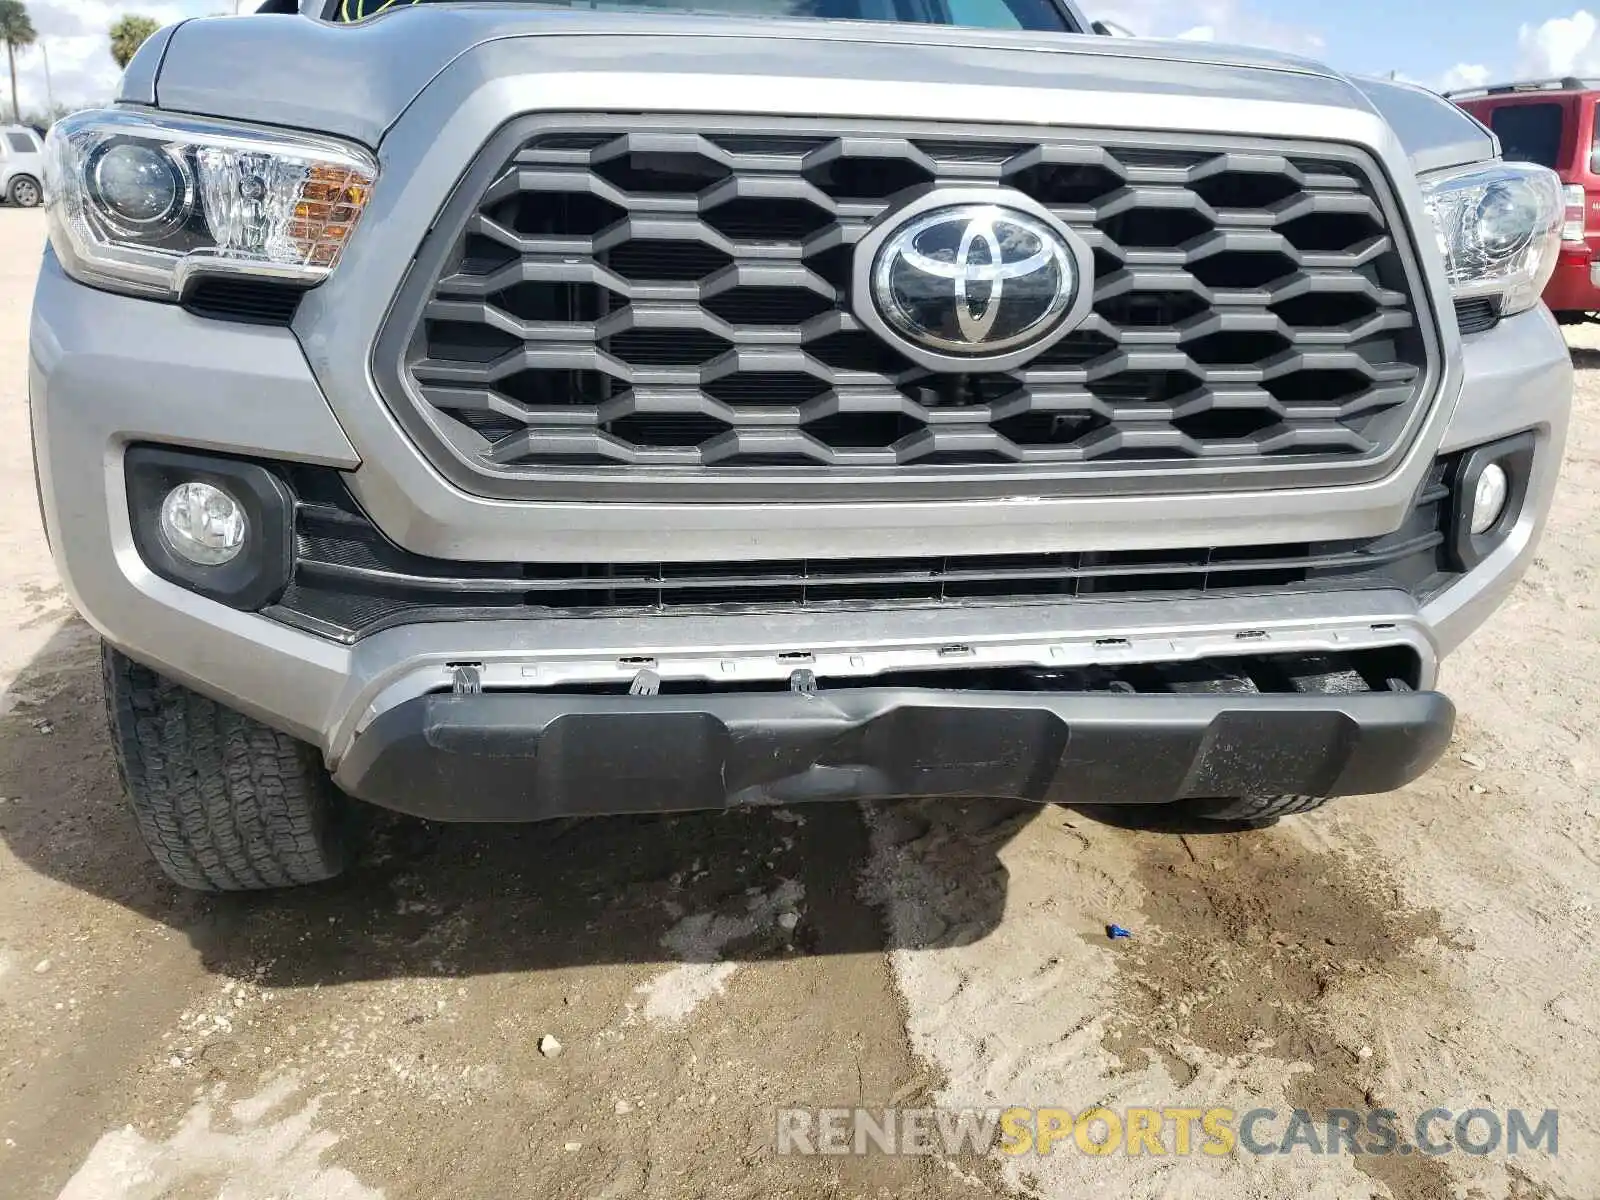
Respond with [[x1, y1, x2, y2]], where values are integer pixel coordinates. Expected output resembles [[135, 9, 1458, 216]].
[[8, 175, 41, 208], [1182, 794, 1334, 822], [101, 644, 347, 891]]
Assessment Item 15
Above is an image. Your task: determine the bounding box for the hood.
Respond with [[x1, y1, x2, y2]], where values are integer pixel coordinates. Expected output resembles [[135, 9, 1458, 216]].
[[1349, 75, 1498, 174], [119, 9, 1494, 175], [125, 10, 1359, 141]]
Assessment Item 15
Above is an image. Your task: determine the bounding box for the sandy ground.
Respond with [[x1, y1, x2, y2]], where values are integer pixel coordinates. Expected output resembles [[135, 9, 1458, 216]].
[[0, 205, 1596, 1200]]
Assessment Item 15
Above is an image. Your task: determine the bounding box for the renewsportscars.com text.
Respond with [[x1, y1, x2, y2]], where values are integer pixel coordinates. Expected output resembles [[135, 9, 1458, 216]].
[[775, 1106, 1559, 1159]]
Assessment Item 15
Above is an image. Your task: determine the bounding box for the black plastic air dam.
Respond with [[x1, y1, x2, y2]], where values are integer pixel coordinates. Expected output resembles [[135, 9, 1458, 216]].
[[331, 687, 1456, 821]]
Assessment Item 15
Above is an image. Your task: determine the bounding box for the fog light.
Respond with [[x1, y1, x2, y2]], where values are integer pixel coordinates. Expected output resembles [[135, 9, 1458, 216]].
[[1447, 434, 1534, 572], [1470, 462, 1509, 535], [159, 481, 247, 566]]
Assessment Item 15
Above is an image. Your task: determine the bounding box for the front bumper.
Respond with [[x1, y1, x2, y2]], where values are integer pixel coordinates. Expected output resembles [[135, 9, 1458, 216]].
[[27, 257, 1571, 783], [335, 685, 1456, 819]]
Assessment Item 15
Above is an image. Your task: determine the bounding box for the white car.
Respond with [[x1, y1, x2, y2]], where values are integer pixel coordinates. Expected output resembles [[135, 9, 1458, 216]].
[[0, 125, 44, 208]]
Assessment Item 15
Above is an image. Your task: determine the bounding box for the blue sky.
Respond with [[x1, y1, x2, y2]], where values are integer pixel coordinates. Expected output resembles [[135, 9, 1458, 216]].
[[1101, 1, 1600, 90], [12, 0, 1600, 115], [1264, 0, 1583, 80]]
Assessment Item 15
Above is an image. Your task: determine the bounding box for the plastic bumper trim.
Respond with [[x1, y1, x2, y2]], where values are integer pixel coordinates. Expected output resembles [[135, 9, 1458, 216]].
[[332, 686, 1456, 820]]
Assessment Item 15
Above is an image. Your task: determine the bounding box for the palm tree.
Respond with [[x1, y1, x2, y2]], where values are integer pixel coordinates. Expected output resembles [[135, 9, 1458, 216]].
[[0, 0, 35, 125], [110, 15, 161, 70]]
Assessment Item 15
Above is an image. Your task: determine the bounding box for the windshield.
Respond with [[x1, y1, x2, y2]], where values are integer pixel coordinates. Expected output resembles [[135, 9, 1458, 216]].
[[336, 0, 1075, 32]]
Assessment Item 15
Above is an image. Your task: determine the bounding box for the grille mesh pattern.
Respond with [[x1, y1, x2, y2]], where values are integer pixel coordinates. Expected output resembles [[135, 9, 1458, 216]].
[[401, 120, 1430, 480]]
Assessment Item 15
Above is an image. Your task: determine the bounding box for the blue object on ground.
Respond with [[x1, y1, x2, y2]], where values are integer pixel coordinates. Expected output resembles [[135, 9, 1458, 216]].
[[1106, 924, 1133, 940]]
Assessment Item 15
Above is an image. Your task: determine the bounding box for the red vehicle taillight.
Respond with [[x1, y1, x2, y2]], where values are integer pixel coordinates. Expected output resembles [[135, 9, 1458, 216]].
[[1563, 183, 1588, 242]]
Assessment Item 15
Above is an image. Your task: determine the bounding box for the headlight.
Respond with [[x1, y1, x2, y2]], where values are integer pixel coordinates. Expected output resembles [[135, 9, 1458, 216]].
[[1421, 163, 1562, 318], [45, 109, 376, 300]]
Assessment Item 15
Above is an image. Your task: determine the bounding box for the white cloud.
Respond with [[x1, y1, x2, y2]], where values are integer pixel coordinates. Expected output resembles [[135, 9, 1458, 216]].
[[1095, 0, 1325, 56], [1404, 9, 1600, 98], [1437, 63, 1492, 93], [3, 0, 202, 118], [1515, 9, 1600, 78], [1441, 9, 1600, 93], [1096, 5, 1600, 95], [1402, 11, 1600, 95]]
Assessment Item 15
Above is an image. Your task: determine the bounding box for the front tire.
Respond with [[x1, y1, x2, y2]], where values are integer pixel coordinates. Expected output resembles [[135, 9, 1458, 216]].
[[8, 175, 41, 208], [1182, 794, 1334, 823], [101, 645, 347, 892]]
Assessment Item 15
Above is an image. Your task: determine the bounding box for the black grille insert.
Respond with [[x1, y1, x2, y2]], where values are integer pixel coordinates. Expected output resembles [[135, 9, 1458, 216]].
[[1454, 297, 1501, 336], [182, 277, 306, 326], [379, 117, 1437, 501], [267, 462, 1459, 642]]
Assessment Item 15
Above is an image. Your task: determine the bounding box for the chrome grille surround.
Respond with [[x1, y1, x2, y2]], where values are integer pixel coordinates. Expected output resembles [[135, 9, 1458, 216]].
[[374, 114, 1442, 503]]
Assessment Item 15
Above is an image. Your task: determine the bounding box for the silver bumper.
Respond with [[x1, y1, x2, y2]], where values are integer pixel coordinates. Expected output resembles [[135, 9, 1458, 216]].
[[30, 246, 1571, 759]]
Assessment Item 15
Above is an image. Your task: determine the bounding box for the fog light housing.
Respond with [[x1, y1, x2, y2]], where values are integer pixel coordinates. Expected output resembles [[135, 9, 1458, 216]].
[[1469, 463, 1509, 536], [159, 482, 247, 565], [1449, 433, 1536, 571], [125, 447, 294, 610]]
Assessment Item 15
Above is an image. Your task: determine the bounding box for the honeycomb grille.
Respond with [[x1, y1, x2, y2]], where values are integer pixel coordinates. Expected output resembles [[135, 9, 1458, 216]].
[[390, 117, 1433, 496]]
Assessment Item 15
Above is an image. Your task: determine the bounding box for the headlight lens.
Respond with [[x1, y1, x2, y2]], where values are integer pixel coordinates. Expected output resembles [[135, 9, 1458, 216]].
[[90, 143, 190, 231], [1421, 163, 1562, 318], [45, 109, 376, 299]]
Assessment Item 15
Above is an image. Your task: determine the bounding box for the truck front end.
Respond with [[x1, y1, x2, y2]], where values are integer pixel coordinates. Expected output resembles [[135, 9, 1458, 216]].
[[28, 4, 1572, 888]]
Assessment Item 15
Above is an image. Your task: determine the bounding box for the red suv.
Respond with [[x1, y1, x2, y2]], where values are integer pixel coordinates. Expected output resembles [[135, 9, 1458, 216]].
[[1451, 77, 1600, 322]]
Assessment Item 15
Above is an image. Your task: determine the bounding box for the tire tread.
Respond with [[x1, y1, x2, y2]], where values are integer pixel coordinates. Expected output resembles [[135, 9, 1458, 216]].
[[1191, 794, 1334, 822], [101, 644, 344, 892]]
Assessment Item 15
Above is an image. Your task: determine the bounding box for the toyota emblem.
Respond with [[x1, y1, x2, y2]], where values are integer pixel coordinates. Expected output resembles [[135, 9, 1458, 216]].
[[851, 190, 1095, 372]]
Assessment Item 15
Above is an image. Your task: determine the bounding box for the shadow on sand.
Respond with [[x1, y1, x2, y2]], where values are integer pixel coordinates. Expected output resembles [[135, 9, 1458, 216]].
[[1568, 345, 1600, 371], [0, 618, 1250, 991]]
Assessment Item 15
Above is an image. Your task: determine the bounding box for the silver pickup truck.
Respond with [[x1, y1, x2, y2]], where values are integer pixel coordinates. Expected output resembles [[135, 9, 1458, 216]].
[[29, 0, 1570, 890]]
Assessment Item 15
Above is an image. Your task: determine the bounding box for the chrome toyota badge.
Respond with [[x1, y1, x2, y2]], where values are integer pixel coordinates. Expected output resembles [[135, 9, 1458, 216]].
[[852, 188, 1095, 372]]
